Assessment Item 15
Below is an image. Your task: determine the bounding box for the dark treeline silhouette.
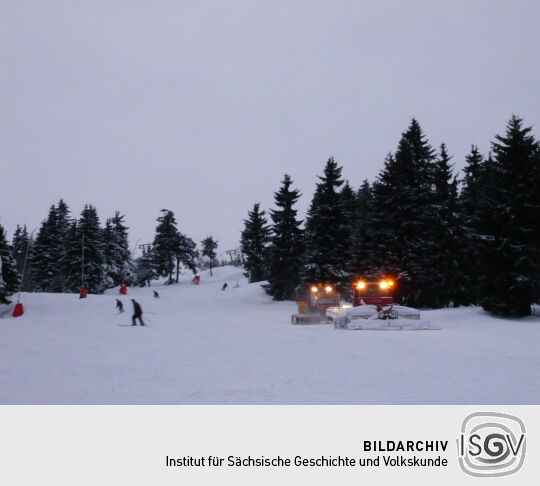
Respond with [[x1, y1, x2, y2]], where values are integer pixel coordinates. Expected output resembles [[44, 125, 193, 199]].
[[0, 205, 200, 301], [241, 115, 540, 318]]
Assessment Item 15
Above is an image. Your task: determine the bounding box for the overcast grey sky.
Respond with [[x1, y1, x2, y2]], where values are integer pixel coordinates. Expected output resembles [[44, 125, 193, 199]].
[[1, 1, 539, 255]]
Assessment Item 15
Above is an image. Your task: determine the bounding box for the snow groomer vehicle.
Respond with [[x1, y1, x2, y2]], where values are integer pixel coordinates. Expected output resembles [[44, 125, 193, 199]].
[[327, 277, 439, 330]]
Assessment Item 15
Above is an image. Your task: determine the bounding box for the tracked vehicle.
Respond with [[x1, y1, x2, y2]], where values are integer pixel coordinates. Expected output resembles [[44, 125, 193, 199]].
[[291, 283, 340, 324], [326, 278, 439, 330]]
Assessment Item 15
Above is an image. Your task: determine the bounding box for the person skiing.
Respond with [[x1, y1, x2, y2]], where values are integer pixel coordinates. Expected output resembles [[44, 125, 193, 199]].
[[153, 290, 160, 299], [221, 282, 228, 291], [131, 299, 145, 326], [116, 299, 124, 313]]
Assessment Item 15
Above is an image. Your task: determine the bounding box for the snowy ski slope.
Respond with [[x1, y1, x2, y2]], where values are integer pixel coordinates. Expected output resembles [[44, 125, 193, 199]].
[[1, 266, 539, 404]]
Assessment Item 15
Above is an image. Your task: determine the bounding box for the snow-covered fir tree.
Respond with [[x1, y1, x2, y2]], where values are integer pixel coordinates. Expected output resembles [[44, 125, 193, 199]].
[[431, 143, 464, 307], [103, 212, 134, 287], [12, 225, 34, 291], [476, 115, 540, 317], [0, 223, 20, 305], [63, 205, 107, 293], [134, 245, 158, 287], [12, 225, 29, 271], [265, 174, 304, 300], [61, 220, 80, 290], [240, 203, 271, 283], [201, 236, 218, 276], [350, 180, 375, 275], [175, 232, 198, 278], [301, 157, 349, 288], [30, 205, 58, 291], [53, 199, 72, 290], [458, 145, 487, 304], [152, 209, 197, 284], [152, 210, 181, 284], [340, 181, 358, 254], [30, 201, 72, 292], [370, 119, 443, 308], [102, 220, 116, 288]]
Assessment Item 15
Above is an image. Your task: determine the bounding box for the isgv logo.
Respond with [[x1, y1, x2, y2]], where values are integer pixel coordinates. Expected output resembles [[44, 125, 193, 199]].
[[457, 412, 526, 477]]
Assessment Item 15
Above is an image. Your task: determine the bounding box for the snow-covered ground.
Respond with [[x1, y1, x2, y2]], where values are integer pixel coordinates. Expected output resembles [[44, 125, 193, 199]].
[[1, 266, 539, 404]]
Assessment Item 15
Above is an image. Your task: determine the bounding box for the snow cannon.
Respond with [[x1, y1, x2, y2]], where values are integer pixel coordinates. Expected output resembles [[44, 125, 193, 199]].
[[12, 302, 24, 318], [326, 278, 439, 330], [192, 275, 200, 285], [119, 285, 128, 295], [291, 283, 340, 324], [79, 286, 87, 299]]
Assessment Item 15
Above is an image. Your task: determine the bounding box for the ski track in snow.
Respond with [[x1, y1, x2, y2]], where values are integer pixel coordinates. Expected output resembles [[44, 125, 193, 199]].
[[1, 266, 539, 404]]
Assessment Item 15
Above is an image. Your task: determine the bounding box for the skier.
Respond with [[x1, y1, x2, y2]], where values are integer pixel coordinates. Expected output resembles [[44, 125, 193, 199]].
[[116, 299, 124, 313], [153, 290, 160, 299], [131, 299, 145, 326], [221, 282, 228, 291]]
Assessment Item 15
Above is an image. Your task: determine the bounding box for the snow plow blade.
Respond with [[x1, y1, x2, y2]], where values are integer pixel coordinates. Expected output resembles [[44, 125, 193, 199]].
[[291, 314, 326, 325], [336, 319, 439, 331]]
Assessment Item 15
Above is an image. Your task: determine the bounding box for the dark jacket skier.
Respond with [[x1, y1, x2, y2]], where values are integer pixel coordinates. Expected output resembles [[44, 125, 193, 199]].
[[153, 290, 160, 299], [131, 299, 145, 326], [116, 299, 124, 313], [221, 282, 228, 291]]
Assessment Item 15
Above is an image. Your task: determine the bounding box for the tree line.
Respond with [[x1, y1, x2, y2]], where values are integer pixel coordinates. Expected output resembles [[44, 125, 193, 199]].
[[240, 115, 540, 317], [0, 205, 220, 302]]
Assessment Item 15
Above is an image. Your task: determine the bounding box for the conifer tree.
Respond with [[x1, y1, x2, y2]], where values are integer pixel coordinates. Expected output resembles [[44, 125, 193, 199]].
[[30, 202, 71, 292], [63, 205, 106, 293], [152, 209, 181, 284], [152, 209, 197, 283], [61, 220, 80, 291], [134, 246, 158, 287], [431, 144, 463, 307], [0, 223, 20, 305], [265, 174, 304, 300], [55, 199, 71, 236], [103, 212, 133, 287], [51, 199, 72, 291], [370, 119, 442, 307], [175, 232, 198, 280], [476, 115, 540, 316], [12, 225, 34, 291], [350, 180, 375, 275], [30, 205, 57, 291], [12, 225, 28, 272], [201, 236, 219, 276], [240, 203, 271, 283], [458, 145, 487, 304], [102, 220, 117, 288], [340, 181, 358, 253], [301, 158, 349, 287]]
